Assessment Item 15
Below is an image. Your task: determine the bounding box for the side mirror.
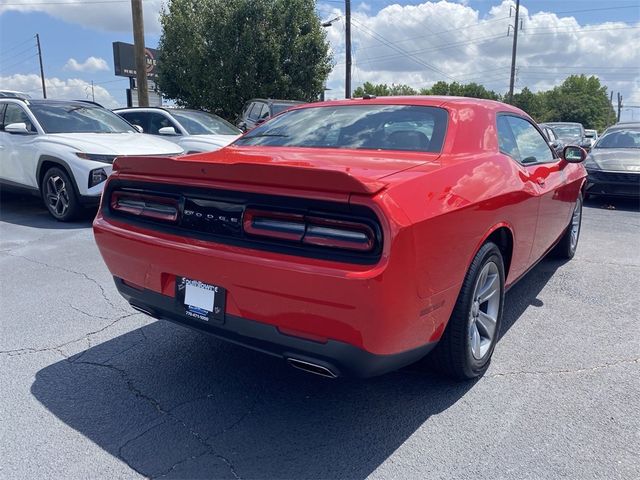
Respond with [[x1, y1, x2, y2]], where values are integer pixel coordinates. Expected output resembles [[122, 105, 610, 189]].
[[238, 122, 247, 132], [562, 145, 587, 163], [5, 122, 31, 134], [133, 124, 144, 133], [158, 126, 178, 136], [255, 118, 267, 125]]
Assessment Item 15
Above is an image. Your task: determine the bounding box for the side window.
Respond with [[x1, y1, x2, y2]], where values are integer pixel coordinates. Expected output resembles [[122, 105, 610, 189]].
[[0, 104, 6, 129], [247, 103, 263, 121], [497, 115, 521, 162], [3, 104, 36, 132], [499, 115, 554, 164], [259, 104, 270, 120], [120, 111, 148, 132], [147, 112, 174, 135]]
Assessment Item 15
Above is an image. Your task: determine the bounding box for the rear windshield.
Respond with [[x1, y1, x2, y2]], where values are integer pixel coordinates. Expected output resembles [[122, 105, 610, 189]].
[[234, 104, 448, 153], [594, 129, 640, 149]]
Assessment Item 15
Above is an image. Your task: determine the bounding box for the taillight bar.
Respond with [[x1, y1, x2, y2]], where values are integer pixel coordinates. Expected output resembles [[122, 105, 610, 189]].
[[110, 191, 179, 222], [243, 209, 376, 252]]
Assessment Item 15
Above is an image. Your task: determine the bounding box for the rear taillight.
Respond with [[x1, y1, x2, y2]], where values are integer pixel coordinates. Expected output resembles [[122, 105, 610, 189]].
[[243, 209, 376, 252], [110, 191, 179, 222]]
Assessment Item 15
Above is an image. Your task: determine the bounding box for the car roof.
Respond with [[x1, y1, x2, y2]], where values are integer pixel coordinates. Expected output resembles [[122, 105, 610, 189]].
[[542, 122, 584, 127], [287, 95, 526, 116], [114, 107, 212, 114], [248, 98, 304, 105], [0, 98, 103, 108], [605, 123, 640, 131]]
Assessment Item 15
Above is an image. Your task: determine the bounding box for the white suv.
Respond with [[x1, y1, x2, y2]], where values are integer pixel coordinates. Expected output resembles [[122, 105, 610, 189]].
[[114, 107, 241, 153], [0, 98, 183, 221]]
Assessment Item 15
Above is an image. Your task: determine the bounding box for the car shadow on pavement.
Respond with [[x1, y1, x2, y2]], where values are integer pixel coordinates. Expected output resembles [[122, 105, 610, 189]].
[[30, 257, 562, 479], [0, 191, 95, 229]]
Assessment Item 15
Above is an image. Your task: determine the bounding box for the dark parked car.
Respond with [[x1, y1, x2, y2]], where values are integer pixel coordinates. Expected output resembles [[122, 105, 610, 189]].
[[584, 123, 640, 198], [539, 124, 565, 155], [236, 98, 303, 131], [540, 122, 590, 150]]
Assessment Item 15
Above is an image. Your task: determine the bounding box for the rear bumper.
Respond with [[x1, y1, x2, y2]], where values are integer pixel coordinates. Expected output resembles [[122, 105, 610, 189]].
[[586, 170, 640, 198], [115, 278, 436, 378]]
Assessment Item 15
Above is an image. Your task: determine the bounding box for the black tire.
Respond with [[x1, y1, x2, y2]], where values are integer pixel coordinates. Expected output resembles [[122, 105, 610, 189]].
[[41, 167, 81, 221], [553, 193, 583, 260], [429, 242, 505, 380]]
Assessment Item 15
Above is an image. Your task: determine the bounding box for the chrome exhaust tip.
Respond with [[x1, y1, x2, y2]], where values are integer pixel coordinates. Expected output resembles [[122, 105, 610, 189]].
[[131, 304, 155, 317], [287, 358, 338, 379]]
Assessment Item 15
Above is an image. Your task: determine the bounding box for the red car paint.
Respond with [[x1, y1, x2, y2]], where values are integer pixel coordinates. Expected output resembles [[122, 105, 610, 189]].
[[94, 96, 586, 371]]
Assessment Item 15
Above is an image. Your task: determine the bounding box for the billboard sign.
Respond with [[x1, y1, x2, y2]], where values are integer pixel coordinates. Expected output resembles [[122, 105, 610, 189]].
[[113, 41, 159, 79]]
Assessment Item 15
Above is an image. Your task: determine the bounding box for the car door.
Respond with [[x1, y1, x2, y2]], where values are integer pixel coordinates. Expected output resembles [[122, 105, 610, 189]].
[[503, 115, 572, 260], [0, 103, 40, 188]]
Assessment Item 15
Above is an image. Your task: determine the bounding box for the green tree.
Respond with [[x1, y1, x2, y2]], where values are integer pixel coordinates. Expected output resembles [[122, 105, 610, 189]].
[[352, 82, 417, 97], [157, 0, 332, 119], [541, 75, 615, 131], [512, 87, 545, 120]]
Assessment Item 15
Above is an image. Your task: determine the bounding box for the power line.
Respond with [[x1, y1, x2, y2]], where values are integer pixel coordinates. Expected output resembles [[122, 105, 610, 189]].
[[0, 53, 39, 72], [0, 43, 37, 62], [350, 19, 456, 81], [0, 36, 36, 54]]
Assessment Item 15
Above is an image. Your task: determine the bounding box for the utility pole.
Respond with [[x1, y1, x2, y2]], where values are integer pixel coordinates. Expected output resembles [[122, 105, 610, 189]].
[[35, 34, 46, 99], [617, 92, 622, 123], [345, 0, 351, 99], [609, 91, 614, 126], [507, 0, 520, 103], [90, 80, 95, 102], [131, 0, 149, 107]]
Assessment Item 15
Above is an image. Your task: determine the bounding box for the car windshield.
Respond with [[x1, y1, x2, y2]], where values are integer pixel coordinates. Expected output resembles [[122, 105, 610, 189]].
[[30, 103, 136, 134], [549, 125, 582, 139], [594, 129, 640, 149], [234, 104, 448, 153], [170, 110, 240, 135], [271, 103, 299, 115]]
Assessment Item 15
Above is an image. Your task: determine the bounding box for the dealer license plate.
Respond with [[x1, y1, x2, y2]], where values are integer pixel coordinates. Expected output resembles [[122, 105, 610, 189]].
[[176, 277, 226, 323]]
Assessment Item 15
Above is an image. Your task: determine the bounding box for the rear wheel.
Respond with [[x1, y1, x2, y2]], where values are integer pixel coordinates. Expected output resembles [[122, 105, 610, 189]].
[[553, 194, 582, 259], [429, 242, 505, 380], [41, 167, 81, 221]]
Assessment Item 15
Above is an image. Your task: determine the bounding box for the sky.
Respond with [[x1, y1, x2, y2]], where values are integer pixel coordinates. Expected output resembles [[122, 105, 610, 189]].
[[1, 0, 639, 121]]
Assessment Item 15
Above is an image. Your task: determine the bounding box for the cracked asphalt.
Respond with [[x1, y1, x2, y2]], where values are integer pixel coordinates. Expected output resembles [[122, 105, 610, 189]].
[[1, 191, 639, 480]]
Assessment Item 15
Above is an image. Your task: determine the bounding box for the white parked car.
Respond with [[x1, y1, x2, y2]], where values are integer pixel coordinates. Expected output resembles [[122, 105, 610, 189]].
[[113, 107, 241, 153], [0, 98, 183, 221], [584, 129, 598, 149]]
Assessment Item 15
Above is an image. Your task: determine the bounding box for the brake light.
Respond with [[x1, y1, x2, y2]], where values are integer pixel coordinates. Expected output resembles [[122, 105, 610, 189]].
[[303, 217, 375, 252], [243, 209, 376, 252], [243, 210, 305, 241], [110, 191, 179, 222]]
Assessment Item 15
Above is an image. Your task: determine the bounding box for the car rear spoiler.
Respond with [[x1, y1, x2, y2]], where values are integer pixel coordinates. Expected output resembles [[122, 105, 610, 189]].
[[113, 155, 388, 195]]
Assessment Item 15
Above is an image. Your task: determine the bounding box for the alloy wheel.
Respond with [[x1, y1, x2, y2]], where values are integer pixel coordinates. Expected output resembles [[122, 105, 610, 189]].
[[468, 261, 501, 360], [45, 175, 70, 217], [570, 196, 582, 251]]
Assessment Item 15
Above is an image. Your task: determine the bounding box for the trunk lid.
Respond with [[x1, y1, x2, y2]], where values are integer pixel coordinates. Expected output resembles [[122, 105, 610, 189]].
[[113, 146, 441, 195]]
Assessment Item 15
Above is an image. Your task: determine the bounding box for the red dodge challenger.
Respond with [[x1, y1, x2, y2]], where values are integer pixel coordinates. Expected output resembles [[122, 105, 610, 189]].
[[93, 96, 587, 380]]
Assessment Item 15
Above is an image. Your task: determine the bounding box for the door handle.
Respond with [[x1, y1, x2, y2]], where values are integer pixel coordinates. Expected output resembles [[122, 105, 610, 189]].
[[536, 178, 546, 186]]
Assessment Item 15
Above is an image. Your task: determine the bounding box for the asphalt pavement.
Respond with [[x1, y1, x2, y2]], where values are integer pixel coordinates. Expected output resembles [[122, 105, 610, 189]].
[[1, 191, 639, 480]]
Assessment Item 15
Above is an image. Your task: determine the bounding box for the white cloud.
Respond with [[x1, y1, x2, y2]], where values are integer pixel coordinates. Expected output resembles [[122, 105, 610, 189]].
[[64, 56, 109, 73], [0, 0, 164, 34], [318, 0, 640, 108], [0, 73, 121, 108]]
